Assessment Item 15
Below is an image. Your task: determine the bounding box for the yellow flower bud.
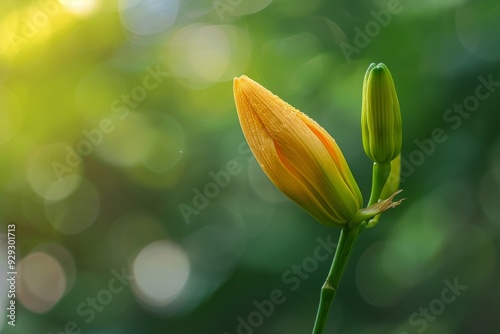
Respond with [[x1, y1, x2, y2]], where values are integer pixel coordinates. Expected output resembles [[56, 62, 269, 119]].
[[361, 63, 402, 163], [233, 75, 363, 228]]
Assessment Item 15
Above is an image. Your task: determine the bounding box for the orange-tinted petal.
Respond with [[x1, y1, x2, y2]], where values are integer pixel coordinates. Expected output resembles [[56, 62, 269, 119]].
[[234, 75, 363, 227]]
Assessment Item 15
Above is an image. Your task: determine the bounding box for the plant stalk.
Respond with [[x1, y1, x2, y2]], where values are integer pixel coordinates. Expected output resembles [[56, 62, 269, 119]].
[[312, 161, 390, 333], [311, 224, 364, 334], [367, 162, 391, 206]]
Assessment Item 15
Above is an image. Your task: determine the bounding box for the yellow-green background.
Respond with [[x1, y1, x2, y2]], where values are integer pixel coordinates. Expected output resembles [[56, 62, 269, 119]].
[[1, 0, 499, 333]]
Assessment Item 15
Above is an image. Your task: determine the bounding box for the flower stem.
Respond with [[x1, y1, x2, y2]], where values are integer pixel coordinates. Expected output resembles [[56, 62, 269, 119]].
[[365, 162, 391, 228], [312, 224, 364, 334], [367, 162, 391, 206], [311, 162, 393, 333]]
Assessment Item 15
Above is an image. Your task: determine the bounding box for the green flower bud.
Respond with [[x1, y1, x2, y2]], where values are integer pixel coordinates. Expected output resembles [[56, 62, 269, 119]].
[[361, 63, 402, 163]]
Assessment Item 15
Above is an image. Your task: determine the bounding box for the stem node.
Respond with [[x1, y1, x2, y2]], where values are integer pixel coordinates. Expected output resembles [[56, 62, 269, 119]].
[[311, 226, 364, 334]]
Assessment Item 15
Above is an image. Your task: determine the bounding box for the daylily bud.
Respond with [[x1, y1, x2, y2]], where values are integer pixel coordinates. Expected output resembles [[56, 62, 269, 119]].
[[233, 75, 363, 228], [361, 63, 402, 163]]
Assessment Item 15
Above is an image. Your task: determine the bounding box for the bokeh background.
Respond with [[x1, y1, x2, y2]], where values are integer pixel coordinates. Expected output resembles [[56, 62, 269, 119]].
[[0, 0, 499, 333]]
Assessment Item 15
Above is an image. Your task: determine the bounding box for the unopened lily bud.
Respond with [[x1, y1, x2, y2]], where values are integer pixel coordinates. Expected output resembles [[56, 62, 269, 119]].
[[361, 63, 402, 163], [233, 75, 363, 228]]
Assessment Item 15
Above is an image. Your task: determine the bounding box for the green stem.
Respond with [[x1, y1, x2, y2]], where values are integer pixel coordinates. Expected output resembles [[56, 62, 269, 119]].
[[312, 225, 365, 334], [367, 162, 391, 206], [311, 162, 392, 333], [365, 162, 391, 228]]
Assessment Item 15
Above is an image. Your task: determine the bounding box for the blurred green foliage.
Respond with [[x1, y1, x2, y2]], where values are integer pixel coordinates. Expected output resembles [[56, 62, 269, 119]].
[[1, 0, 500, 333]]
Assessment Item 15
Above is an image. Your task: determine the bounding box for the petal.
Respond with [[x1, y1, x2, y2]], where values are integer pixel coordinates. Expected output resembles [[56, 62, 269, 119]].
[[234, 75, 363, 226]]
